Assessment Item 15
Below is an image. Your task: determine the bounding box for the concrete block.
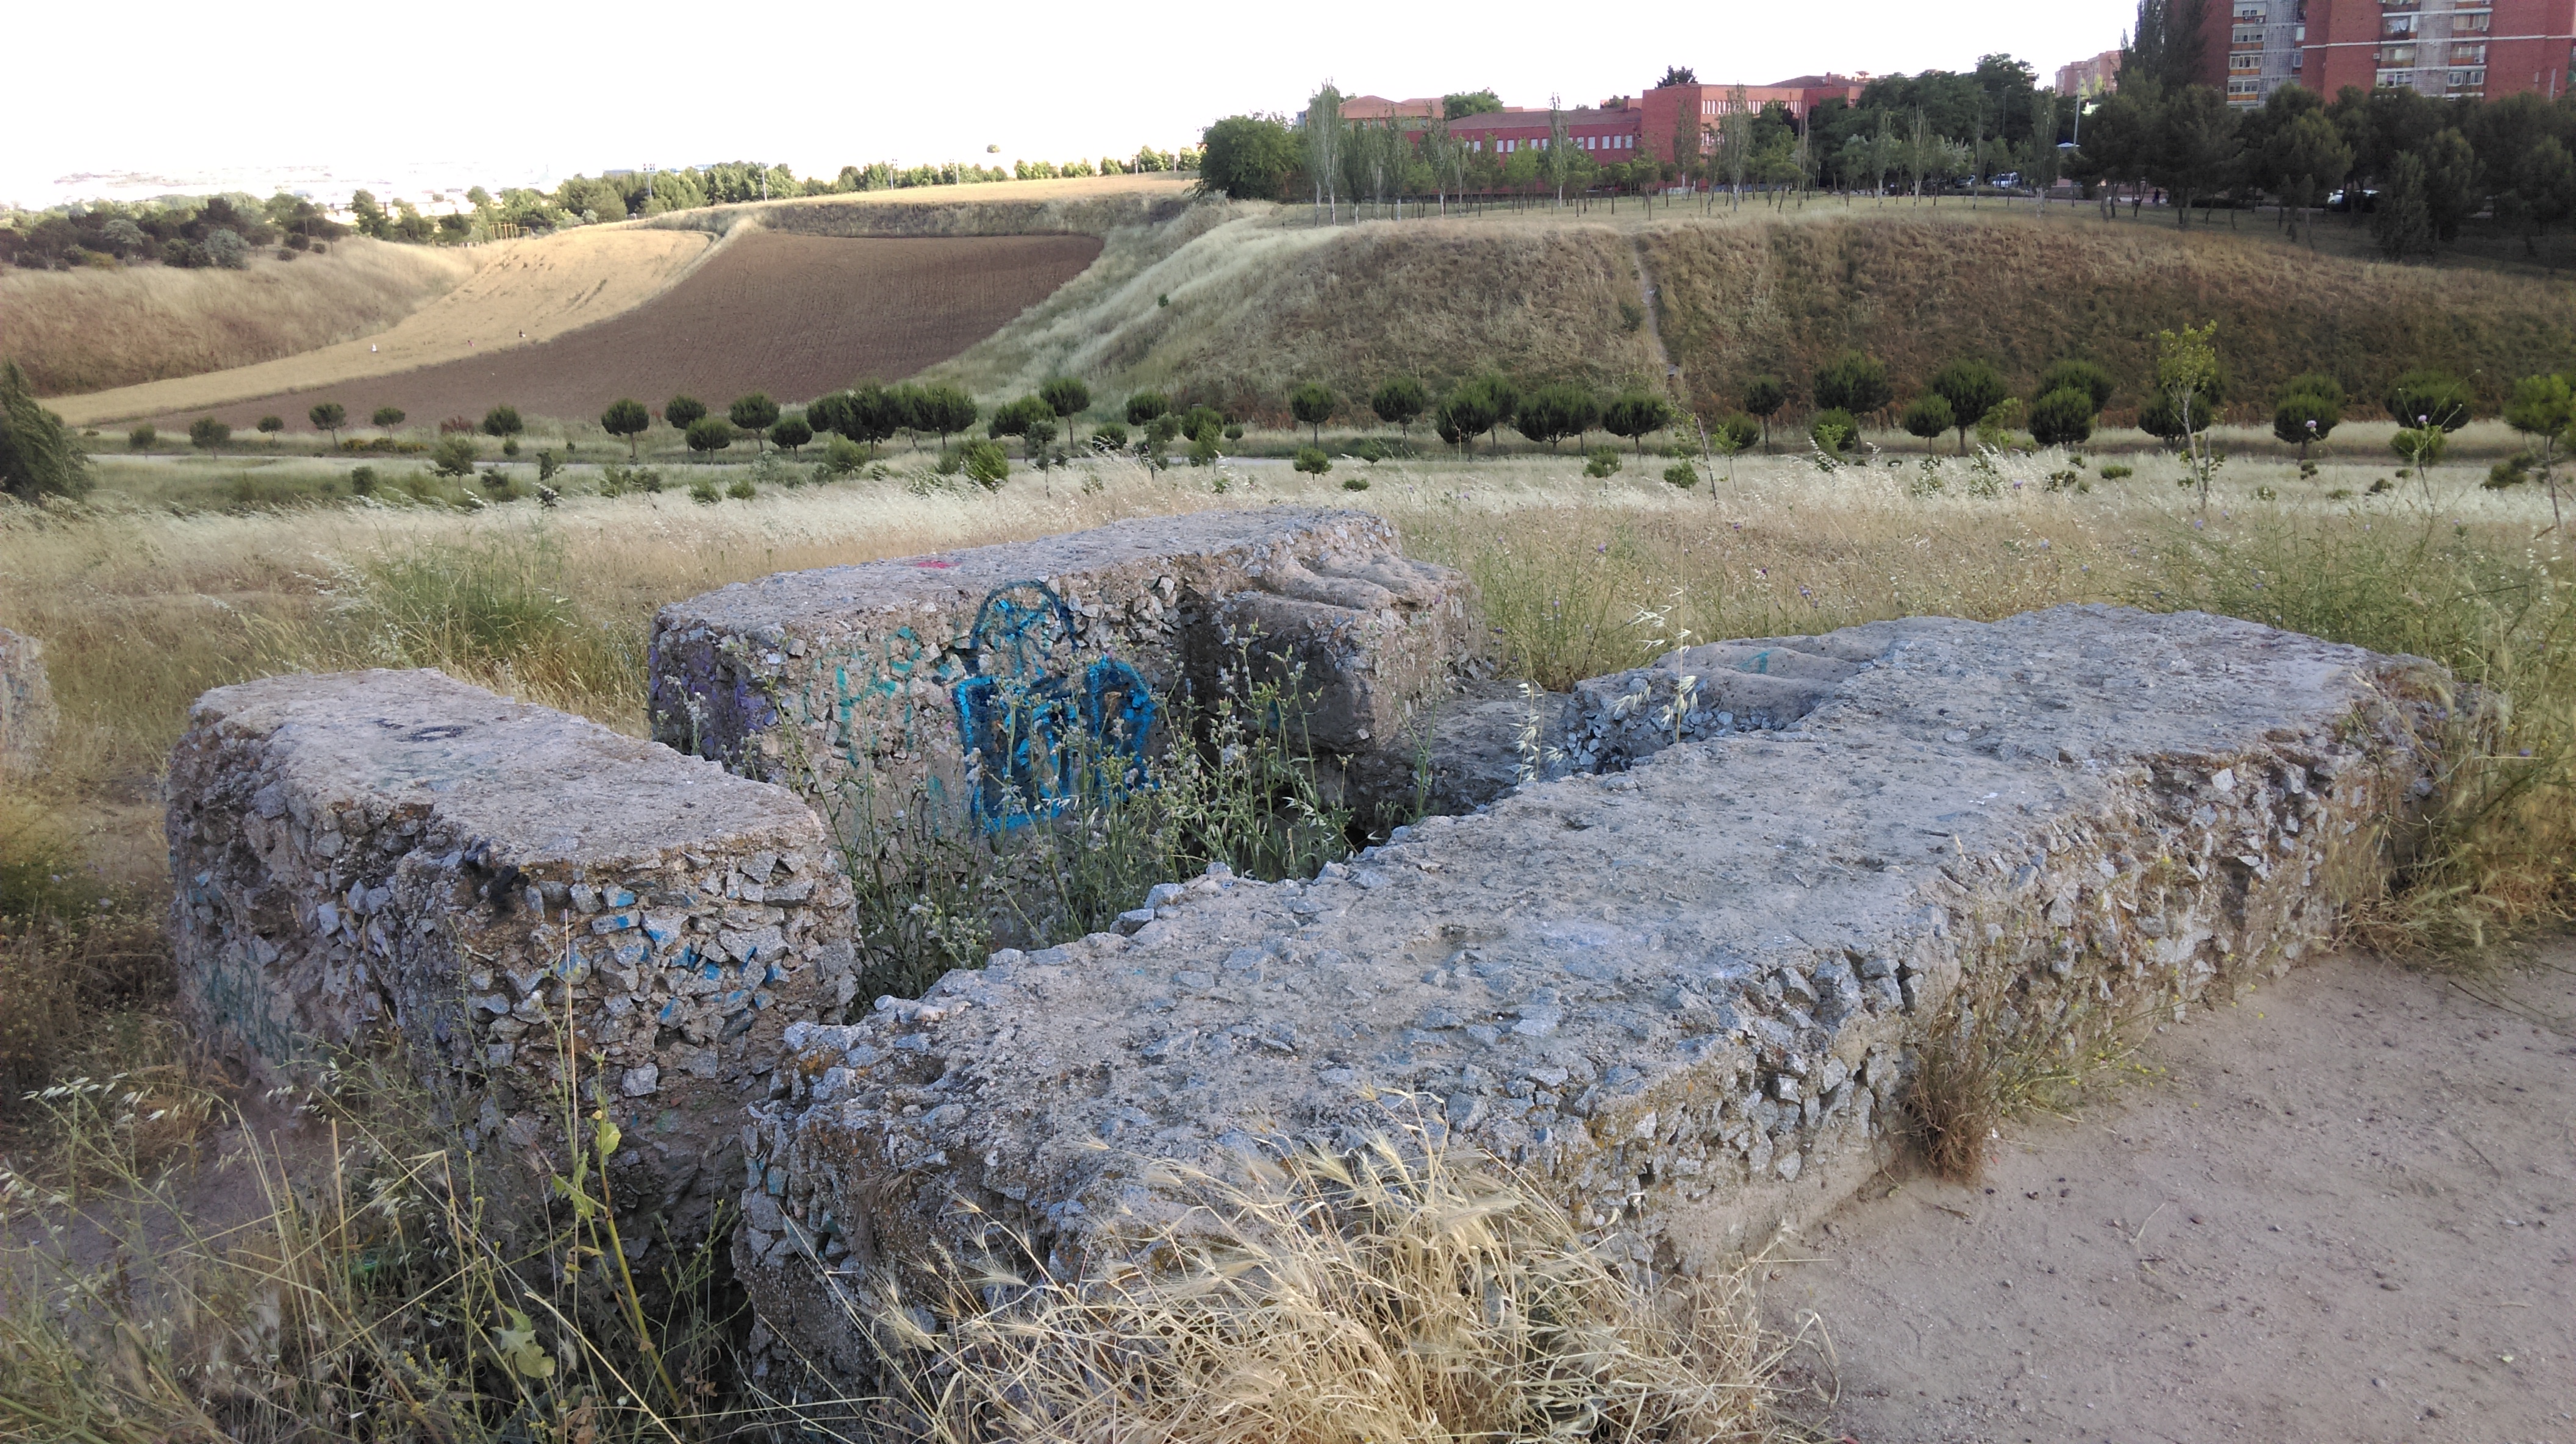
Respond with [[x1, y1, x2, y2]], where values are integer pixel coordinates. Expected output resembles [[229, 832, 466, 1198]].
[[0, 627, 56, 776], [728, 606, 2444, 1384], [645, 509, 1472, 830], [165, 668, 857, 1247]]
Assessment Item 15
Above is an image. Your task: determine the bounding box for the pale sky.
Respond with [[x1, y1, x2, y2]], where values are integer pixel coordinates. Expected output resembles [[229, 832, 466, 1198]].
[[9, 0, 2134, 208]]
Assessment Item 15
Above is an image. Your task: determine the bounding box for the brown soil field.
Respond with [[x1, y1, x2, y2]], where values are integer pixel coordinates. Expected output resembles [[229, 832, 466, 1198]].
[[54, 227, 714, 427], [4, 237, 480, 398], [134, 229, 1103, 432]]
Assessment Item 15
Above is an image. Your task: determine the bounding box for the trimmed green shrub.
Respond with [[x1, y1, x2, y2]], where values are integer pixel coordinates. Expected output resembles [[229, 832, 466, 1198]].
[[1293, 446, 1331, 475]]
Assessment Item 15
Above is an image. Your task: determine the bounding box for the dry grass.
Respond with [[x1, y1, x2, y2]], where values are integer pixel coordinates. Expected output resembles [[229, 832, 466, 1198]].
[[1642, 206, 2576, 422], [865, 1114, 1791, 1444], [4, 239, 479, 398], [47, 228, 715, 427]]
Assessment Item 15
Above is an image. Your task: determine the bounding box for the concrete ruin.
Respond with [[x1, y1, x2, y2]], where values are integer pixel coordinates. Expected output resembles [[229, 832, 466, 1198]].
[[166, 669, 859, 1247], [728, 606, 2443, 1382], [159, 510, 2458, 1395], [0, 626, 56, 776], [646, 508, 1473, 833]]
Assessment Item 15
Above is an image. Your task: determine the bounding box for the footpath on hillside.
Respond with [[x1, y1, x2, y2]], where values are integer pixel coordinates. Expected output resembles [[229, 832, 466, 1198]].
[[1767, 943, 2575, 1444]]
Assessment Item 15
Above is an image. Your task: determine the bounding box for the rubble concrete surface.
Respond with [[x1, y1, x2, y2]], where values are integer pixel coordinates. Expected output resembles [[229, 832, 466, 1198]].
[[0, 626, 57, 775], [646, 508, 1473, 829], [732, 606, 2444, 1385], [166, 668, 859, 1249]]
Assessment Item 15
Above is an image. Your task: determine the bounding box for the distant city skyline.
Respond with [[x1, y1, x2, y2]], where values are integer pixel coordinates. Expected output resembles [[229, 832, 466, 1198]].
[[8, 0, 2135, 209]]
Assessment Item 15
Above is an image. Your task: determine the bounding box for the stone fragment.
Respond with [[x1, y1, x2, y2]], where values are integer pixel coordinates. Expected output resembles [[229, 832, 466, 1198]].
[[165, 668, 857, 1246], [0, 627, 57, 776], [646, 509, 1473, 829], [732, 606, 2444, 1385]]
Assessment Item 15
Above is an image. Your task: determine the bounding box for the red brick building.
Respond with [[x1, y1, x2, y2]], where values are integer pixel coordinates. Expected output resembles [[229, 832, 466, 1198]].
[[2171, 0, 2576, 105], [1330, 76, 1870, 165]]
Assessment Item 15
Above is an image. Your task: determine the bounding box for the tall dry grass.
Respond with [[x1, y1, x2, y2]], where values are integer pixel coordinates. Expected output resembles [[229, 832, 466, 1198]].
[[1, 240, 478, 396], [867, 1115, 1790, 1443]]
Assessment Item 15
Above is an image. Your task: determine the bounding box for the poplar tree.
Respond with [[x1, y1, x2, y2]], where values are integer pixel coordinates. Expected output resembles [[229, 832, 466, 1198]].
[[1304, 84, 1346, 223]]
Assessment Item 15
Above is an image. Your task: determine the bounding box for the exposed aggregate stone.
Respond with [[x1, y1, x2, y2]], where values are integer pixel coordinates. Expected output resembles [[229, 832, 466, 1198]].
[[165, 668, 858, 1248], [731, 606, 2445, 1383]]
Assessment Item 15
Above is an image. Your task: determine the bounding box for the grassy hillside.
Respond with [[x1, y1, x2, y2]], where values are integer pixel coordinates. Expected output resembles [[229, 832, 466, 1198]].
[[945, 198, 2576, 424], [930, 206, 1664, 417], [1643, 209, 2576, 423], [2, 238, 479, 396]]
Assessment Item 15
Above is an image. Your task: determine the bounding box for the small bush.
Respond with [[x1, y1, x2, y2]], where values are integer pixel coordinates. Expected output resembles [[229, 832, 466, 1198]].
[[1091, 421, 1130, 451], [429, 434, 478, 477], [689, 478, 721, 504], [349, 465, 377, 495], [535, 449, 560, 482], [1293, 446, 1331, 475], [1341, 476, 1370, 491], [1662, 461, 1700, 488], [1584, 445, 1622, 478], [726, 477, 757, 501], [255, 415, 284, 435], [187, 416, 230, 450], [962, 438, 1010, 487], [2100, 462, 2134, 480], [1900, 393, 1955, 443], [1223, 423, 1244, 441], [2486, 453, 2535, 490], [820, 434, 867, 477], [437, 415, 476, 435], [1188, 430, 1222, 467], [127, 424, 155, 451], [2027, 388, 2097, 448], [1809, 407, 1857, 454]]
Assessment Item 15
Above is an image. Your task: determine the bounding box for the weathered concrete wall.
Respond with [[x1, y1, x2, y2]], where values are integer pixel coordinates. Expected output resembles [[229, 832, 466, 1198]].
[[166, 669, 858, 1249], [0, 627, 56, 776], [646, 509, 1472, 833], [729, 606, 2442, 1382]]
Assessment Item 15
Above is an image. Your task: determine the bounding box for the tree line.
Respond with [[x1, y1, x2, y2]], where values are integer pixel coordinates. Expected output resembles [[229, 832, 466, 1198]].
[[2, 193, 345, 271]]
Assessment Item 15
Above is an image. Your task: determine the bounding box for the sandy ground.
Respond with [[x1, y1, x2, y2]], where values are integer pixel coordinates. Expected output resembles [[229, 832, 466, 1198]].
[[1768, 945, 2576, 1443], [55, 227, 714, 426]]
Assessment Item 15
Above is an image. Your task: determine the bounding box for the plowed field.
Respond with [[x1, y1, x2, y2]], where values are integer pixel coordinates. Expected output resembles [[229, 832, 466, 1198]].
[[141, 229, 1102, 431]]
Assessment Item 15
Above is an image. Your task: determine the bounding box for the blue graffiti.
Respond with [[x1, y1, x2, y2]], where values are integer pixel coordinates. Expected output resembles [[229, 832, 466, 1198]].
[[953, 581, 1156, 829]]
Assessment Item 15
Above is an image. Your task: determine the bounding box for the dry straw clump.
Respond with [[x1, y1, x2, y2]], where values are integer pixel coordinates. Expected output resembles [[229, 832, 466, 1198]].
[[864, 1118, 1792, 1444]]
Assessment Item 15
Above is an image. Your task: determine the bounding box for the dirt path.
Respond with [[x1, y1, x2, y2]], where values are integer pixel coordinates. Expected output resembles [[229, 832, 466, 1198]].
[[1626, 236, 1682, 400], [1769, 945, 2576, 1444]]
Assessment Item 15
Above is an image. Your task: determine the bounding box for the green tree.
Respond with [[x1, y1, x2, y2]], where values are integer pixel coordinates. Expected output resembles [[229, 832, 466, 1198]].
[[1038, 376, 1092, 445], [685, 416, 735, 462], [1289, 382, 1337, 445], [1304, 84, 1347, 222], [1901, 394, 1955, 445], [349, 190, 390, 239], [256, 415, 284, 435], [2416, 129, 2480, 243], [601, 398, 651, 458], [1370, 375, 1429, 437], [2373, 152, 2435, 261], [1810, 408, 1859, 454], [1812, 352, 1892, 418], [1179, 405, 1225, 443], [430, 434, 478, 477], [1930, 360, 2008, 454], [481, 405, 523, 440], [1444, 90, 1505, 119], [1741, 375, 1787, 449], [189, 415, 231, 450], [1198, 116, 1301, 201], [0, 360, 94, 501], [664, 395, 708, 432], [1512, 382, 1598, 450], [371, 406, 406, 437], [2510, 138, 2576, 256], [2147, 85, 2243, 226], [2383, 369, 2472, 431], [2503, 373, 2574, 463], [1602, 390, 1676, 454], [2028, 389, 2097, 448], [2034, 360, 2115, 414], [729, 393, 780, 450], [987, 395, 1051, 439], [1124, 391, 1171, 426], [2272, 391, 2341, 459], [914, 384, 979, 446], [129, 424, 156, 451], [1434, 374, 1519, 452], [2265, 109, 2353, 244], [2123, 0, 2214, 94], [770, 416, 813, 456], [309, 401, 346, 446]]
